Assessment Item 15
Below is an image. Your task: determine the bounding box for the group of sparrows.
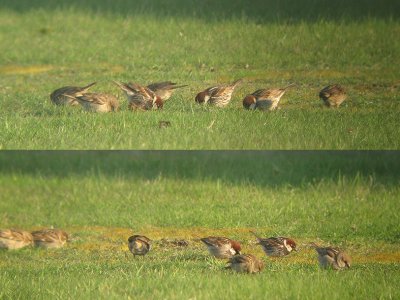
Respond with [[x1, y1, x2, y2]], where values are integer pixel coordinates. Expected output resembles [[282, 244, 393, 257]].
[[1, 228, 351, 274], [49, 79, 347, 113], [128, 231, 351, 273]]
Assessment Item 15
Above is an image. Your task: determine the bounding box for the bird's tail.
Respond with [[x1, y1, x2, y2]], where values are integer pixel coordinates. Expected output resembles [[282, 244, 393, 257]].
[[171, 84, 189, 90], [231, 78, 243, 87], [81, 82, 97, 92], [282, 83, 296, 90]]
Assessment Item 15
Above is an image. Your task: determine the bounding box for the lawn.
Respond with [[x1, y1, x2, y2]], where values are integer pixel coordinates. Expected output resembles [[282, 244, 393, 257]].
[[1, 0, 399, 149], [0, 151, 399, 299]]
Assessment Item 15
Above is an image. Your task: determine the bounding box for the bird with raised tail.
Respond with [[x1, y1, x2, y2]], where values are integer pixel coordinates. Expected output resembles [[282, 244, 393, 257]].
[[195, 79, 242, 107], [50, 82, 96, 106], [243, 83, 295, 111], [63, 92, 119, 112], [114, 81, 162, 110], [319, 84, 347, 107], [147, 81, 188, 102], [31, 229, 69, 248], [200, 236, 241, 259], [226, 254, 264, 274], [311, 243, 351, 270], [0, 229, 33, 250], [251, 231, 297, 257], [128, 235, 152, 256]]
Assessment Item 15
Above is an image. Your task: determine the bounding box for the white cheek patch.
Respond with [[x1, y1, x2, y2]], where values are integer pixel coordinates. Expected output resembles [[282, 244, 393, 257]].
[[229, 248, 236, 255], [284, 240, 292, 252], [204, 95, 210, 103]]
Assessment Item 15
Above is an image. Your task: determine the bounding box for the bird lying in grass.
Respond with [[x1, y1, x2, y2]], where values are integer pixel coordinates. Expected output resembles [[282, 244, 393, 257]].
[[0, 229, 33, 250], [200, 236, 241, 259], [195, 79, 242, 107], [251, 231, 297, 257], [31, 229, 69, 249], [50, 82, 96, 106]]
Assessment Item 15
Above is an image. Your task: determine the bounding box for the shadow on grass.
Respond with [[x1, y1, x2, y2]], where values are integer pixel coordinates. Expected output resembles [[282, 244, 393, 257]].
[[2, 0, 399, 23], [0, 151, 399, 187]]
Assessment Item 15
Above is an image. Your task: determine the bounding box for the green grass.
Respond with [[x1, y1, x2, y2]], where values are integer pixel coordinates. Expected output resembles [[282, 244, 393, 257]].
[[0, 152, 399, 299], [1, 1, 399, 149]]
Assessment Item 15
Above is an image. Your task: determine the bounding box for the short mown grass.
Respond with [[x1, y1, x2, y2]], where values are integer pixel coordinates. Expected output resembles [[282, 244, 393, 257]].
[[1, 1, 399, 149], [0, 152, 399, 299]]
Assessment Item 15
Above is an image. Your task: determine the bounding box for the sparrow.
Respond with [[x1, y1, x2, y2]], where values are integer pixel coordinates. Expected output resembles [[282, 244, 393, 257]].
[[319, 84, 347, 107], [31, 229, 69, 248], [195, 79, 242, 107], [200, 236, 241, 259], [147, 81, 188, 101], [128, 235, 151, 256], [64, 92, 119, 112], [114, 81, 162, 110], [311, 243, 352, 270], [251, 231, 297, 257], [243, 83, 295, 111], [226, 254, 264, 274], [0, 229, 33, 250], [50, 82, 96, 106]]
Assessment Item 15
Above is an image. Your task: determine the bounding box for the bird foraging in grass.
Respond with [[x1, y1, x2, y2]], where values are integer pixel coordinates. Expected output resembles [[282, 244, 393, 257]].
[[114, 81, 163, 110], [195, 79, 242, 107], [250, 231, 297, 257], [243, 83, 295, 111], [64, 92, 119, 112], [50, 82, 96, 106], [128, 235, 151, 256], [147, 81, 188, 102], [0, 229, 33, 250], [319, 84, 347, 108], [200, 236, 241, 259], [31, 229, 69, 249], [311, 243, 351, 270], [226, 254, 264, 274]]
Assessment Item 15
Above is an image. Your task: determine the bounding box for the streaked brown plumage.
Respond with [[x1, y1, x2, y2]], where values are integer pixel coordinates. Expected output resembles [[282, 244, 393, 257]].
[[243, 84, 294, 111], [200, 236, 241, 259], [251, 231, 297, 257], [114, 81, 162, 110], [31, 229, 69, 248], [195, 79, 242, 107], [0, 229, 33, 250], [65, 92, 119, 112], [319, 84, 347, 107], [226, 254, 264, 274], [128, 235, 151, 256], [50, 82, 96, 106], [311, 243, 352, 270], [147, 81, 188, 101]]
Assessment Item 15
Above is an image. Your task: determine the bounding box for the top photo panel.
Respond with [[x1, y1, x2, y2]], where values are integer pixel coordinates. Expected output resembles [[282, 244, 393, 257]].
[[1, 0, 399, 149]]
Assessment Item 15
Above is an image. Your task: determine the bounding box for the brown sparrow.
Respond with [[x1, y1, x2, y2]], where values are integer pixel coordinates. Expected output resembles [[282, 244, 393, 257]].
[[31, 229, 69, 248], [195, 79, 242, 107], [64, 92, 119, 112], [226, 254, 264, 273], [50, 82, 96, 106], [311, 243, 352, 270], [251, 231, 297, 257], [114, 81, 162, 110], [147, 81, 187, 101], [243, 83, 294, 111], [128, 235, 151, 256], [0, 229, 33, 250], [319, 84, 347, 107], [200, 236, 241, 259]]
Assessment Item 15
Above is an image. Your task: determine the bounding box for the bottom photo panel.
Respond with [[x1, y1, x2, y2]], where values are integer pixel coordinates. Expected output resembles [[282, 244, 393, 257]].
[[0, 151, 399, 299]]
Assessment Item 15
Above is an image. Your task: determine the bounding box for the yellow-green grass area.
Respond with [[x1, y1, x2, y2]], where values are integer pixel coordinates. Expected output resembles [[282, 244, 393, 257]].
[[0, 151, 399, 299], [1, 0, 400, 149]]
